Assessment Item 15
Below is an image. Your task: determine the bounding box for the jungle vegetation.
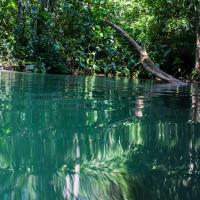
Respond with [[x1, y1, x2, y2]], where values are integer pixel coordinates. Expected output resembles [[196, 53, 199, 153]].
[[0, 0, 200, 81]]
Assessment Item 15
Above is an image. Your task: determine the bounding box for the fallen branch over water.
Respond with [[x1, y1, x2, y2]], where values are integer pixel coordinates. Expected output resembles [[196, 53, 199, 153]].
[[105, 19, 185, 84]]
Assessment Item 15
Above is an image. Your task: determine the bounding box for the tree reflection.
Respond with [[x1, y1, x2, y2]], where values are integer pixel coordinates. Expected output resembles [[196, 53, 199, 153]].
[[63, 135, 80, 200], [191, 83, 200, 122], [135, 96, 144, 118], [0, 72, 200, 199]]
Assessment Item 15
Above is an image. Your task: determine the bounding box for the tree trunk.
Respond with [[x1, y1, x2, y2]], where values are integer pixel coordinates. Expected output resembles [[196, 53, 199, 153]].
[[17, 0, 23, 23], [41, 0, 48, 10], [16, 0, 24, 43], [195, 12, 200, 74], [105, 19, 185, 84], [41, 0, 57, 11]]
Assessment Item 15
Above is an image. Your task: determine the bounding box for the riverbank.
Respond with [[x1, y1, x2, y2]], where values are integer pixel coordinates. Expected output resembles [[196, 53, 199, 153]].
[[0, 63, 197, 83]]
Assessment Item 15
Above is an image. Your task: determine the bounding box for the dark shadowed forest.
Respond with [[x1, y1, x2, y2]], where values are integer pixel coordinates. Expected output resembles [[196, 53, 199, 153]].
[[0, 0, 200, 81]]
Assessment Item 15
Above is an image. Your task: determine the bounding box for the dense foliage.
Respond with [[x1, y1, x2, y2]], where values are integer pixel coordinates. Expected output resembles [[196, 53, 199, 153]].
[[0, 0, 199, 79]]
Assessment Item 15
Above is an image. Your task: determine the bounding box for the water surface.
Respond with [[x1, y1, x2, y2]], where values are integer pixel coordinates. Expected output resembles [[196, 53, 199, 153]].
[[0, 71, 200, 200]]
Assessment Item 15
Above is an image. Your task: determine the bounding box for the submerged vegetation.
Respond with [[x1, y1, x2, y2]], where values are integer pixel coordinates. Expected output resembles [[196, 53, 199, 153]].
[[0, 0, 200, 80]]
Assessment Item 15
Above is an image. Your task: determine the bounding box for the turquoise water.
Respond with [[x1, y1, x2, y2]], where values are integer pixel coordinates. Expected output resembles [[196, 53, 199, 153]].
[[0, 71, 200, 200]]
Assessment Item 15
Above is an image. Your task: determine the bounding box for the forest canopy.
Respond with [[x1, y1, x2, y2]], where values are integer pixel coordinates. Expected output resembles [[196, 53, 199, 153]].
[[0, 0, 200, 80]]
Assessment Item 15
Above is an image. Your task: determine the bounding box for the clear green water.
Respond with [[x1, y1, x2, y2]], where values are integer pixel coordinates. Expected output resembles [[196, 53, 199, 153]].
[[0, 71, 200, 200]]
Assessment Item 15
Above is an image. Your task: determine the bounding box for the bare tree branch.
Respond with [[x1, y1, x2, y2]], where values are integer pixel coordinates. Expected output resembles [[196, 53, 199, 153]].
[[105, 19, 185, 84]]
